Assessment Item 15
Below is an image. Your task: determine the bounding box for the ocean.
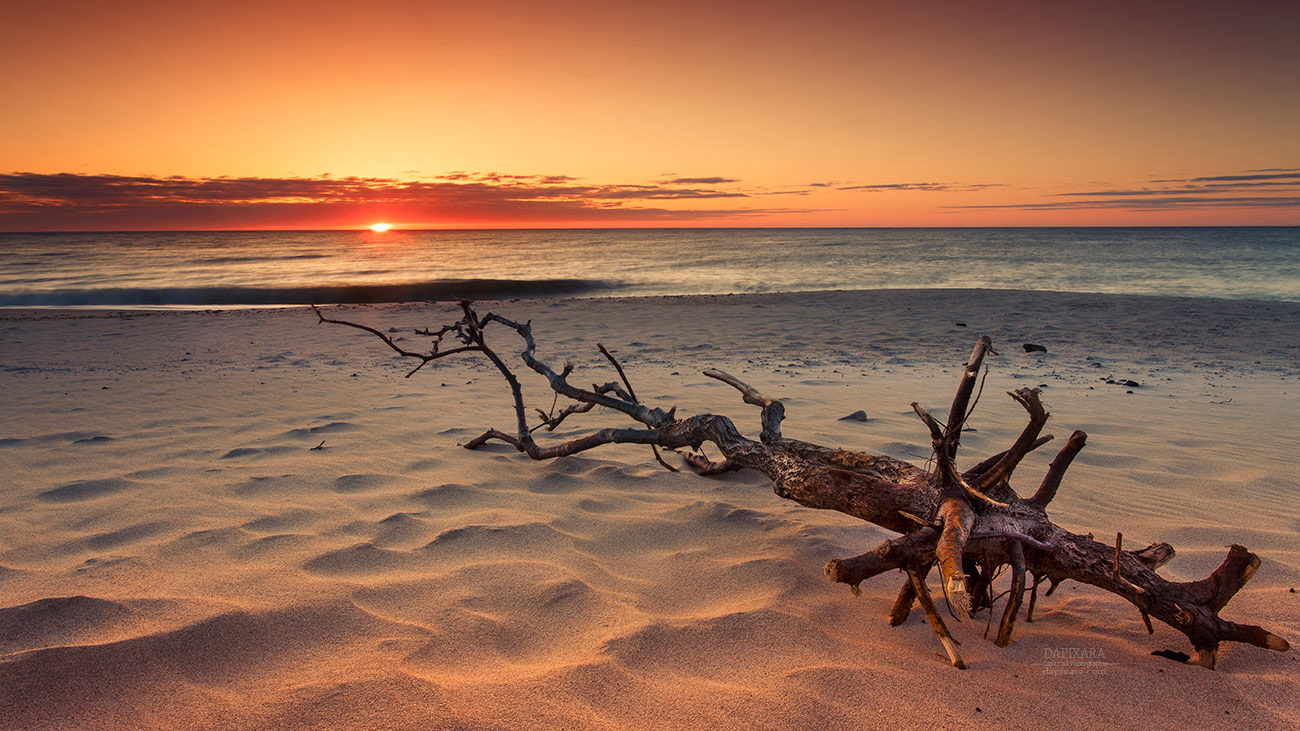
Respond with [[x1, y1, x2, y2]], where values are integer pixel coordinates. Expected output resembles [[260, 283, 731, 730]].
[[1, 227, 1297, 307]]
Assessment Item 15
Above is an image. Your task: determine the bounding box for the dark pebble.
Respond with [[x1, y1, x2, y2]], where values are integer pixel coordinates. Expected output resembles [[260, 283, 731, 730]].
[[1023, 343, 1047, 353], [839, 410, 868, 422]]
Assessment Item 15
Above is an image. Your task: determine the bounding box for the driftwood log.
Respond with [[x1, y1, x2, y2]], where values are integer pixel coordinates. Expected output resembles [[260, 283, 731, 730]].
[[313, 302, 1289, 670]]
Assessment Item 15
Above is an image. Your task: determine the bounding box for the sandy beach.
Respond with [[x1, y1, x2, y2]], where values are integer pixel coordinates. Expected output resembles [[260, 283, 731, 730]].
[[1, 288, 1297, 729]]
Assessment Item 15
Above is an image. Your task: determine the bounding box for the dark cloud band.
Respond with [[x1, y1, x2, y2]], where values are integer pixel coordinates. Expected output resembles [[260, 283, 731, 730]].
[[0, 172, 777, 229]]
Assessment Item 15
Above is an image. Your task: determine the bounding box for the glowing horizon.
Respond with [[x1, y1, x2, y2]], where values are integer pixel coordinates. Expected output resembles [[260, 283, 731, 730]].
[[2, 1, 1297, 230]]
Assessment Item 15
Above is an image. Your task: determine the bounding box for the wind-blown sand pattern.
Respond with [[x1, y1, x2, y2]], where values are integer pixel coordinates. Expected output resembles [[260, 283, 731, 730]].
[[1, 289, 1298, 729]]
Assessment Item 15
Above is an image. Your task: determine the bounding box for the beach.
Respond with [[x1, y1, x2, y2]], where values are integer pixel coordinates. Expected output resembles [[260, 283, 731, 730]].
[[1, 288, 1298, 729]]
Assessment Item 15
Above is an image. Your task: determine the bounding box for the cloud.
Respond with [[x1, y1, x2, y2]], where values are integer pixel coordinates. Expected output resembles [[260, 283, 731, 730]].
[[0, 172, 776, 230], [1150, 170, 1300, 184], [656, 176, 741, 185], [587, 187, 747, 200], [1057, 181, 1300, 197], [838, 182, 1000, 192], [839, 182, 946, 191], [947, 168, 1300, 213], [951, 196, 1300, 211], [1186, 172, 1300, 183]]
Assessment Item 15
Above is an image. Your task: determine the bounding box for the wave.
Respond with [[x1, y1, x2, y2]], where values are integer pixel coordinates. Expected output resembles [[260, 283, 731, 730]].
[[0, 278, 614, 307], [192, 253, 332, 265]]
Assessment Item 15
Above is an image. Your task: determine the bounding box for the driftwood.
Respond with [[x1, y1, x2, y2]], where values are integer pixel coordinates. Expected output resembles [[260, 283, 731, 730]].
[[313, 302, 1290, 670]]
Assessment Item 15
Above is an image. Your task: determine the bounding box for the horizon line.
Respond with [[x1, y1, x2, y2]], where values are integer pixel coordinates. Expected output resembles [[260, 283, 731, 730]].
[[4, 223, 1300, 234]]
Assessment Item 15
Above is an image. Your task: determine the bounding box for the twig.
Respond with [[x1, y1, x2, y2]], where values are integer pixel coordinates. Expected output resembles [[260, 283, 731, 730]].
[[962, 364, 990, 427], [598, 343, 638, 403], [597, 342, 677, 471], [311, 303, 481, 378]]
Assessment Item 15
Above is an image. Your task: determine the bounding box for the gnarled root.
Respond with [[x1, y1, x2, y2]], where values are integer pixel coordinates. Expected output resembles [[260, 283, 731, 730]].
[[316, 302, 1289, 671]]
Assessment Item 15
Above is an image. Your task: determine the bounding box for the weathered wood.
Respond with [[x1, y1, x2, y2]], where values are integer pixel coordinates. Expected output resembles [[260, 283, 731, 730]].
[[995, 540, 1027, 647], [888, 575, 918, 625], [1030, 430, 1087, 507], [908, 568, 966, 669], [970, 388, 1049, 492], [317, 302, 1290, 670]]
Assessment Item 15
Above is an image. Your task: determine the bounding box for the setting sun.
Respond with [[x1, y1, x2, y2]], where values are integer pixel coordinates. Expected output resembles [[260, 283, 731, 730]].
[[370, 222, 390, 232]]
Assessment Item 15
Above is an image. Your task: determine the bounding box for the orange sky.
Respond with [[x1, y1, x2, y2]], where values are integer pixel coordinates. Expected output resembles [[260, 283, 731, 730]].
[[2, 0, 1298, 230]]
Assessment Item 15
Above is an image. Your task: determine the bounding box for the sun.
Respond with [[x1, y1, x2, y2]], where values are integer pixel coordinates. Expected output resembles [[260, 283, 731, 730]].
[[370, 222, 390, 232]]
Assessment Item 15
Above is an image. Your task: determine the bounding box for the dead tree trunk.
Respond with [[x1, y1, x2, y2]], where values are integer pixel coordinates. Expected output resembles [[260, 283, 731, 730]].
[[313, 302, 1290, 670]]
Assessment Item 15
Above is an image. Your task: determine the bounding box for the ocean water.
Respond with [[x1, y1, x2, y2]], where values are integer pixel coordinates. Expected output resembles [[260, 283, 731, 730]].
[[0, 227, 1297, 307]]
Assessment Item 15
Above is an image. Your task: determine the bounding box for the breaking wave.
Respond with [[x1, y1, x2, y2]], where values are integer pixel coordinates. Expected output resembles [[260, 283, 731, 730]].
[[0, 278, 614, 307]]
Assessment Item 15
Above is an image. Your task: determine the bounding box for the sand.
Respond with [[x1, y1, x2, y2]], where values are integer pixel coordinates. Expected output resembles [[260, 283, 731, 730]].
[[1, 288, 1297, 729]]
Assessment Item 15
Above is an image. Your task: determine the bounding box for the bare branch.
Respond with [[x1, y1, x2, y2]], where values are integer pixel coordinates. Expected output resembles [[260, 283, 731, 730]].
[[943, 336, 994, 458], [911, 402, 946, 445], [531, 401, 595, 432], [477, 311, 675, 430], [889, 575, 919, 625], [995, 540, 1027, 647], [598, 343, 639, 403], [704, 369, 785, 443], [598, 344, 676, 472], [1029, 430, 1087, 507], [311, 304, 482, 377], [651, 446, 679, 472], [970, 388, 1050, 492], [909, 568, 966, 669], [962, 435, 1053, 481]]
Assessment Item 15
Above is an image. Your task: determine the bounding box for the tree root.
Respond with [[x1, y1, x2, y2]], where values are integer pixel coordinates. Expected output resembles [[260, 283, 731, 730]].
[[316, 301, 1290, 670]]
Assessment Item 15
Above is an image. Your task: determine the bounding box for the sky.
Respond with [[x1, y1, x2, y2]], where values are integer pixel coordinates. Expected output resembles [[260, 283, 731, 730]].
[[2, 0, 1298, 230]]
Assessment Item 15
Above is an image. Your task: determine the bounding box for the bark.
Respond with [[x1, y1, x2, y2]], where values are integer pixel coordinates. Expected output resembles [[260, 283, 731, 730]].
[[315, 302, 1290, 670]]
